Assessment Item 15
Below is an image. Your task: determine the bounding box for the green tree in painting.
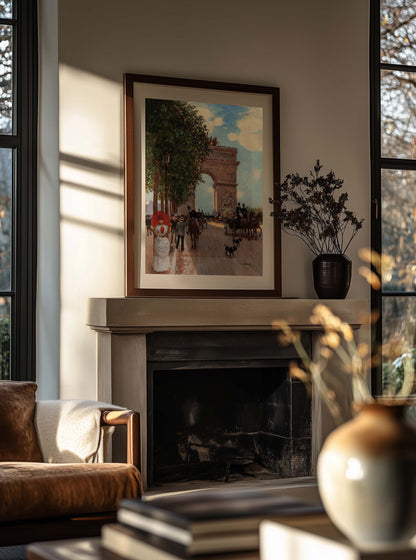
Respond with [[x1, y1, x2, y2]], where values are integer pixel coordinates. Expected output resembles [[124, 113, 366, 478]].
[[145, 99, 211, 214]]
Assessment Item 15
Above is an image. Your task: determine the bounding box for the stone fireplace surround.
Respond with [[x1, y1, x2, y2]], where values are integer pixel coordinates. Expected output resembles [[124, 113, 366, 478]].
[[87, 298, 365, 488]]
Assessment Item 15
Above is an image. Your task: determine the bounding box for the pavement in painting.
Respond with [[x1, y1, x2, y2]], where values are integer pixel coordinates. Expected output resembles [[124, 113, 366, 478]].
[[146, 222, 262, 276]]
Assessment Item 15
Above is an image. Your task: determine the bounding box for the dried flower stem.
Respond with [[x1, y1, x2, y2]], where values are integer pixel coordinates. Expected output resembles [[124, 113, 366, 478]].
[[277, 320, 345, 425]]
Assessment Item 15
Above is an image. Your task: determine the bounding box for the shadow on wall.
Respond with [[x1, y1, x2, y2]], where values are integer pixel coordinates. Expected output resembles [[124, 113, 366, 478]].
[[60, 152, 123, 235]]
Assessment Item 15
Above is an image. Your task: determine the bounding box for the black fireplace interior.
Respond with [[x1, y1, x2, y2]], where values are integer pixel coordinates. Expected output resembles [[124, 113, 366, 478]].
[[146, 331, 312, 485]]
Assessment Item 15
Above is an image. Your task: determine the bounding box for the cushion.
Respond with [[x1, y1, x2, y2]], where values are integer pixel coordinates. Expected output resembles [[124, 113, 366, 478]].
[[0, 381, 42, 462], [0, 462, 143, 522]]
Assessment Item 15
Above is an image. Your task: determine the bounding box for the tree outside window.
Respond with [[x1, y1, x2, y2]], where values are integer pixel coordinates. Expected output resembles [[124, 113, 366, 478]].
[[374, 0, 416, 394]]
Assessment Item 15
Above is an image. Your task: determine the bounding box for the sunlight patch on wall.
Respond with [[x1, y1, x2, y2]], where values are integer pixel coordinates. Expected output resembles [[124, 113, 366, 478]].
[[60, 65, 122, 166], [59, 64, 125, 400]]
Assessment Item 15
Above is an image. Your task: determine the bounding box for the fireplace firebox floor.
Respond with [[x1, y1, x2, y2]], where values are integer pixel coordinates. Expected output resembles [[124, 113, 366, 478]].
[[144, 476, 320, 503]]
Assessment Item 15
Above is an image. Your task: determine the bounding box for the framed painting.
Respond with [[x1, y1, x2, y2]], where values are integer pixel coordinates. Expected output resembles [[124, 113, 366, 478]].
[[124, 73, 280, 297]]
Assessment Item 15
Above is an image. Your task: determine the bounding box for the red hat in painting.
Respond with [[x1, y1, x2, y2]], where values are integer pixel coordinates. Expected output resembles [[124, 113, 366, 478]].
[[151, 211, 170, 228]]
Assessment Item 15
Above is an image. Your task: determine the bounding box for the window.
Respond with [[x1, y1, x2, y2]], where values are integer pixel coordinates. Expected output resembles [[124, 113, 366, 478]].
[[0, 0, 37, 380], [371, 0, 416, 394]]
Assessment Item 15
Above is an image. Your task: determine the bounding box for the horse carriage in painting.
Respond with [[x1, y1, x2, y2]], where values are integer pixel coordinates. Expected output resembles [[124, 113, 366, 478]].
[[223, 212, 263, 240]]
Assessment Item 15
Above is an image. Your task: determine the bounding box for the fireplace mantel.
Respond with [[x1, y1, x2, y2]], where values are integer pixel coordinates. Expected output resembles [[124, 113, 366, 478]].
[[87, 297, 367, 488], [87, 297, 366, 333]]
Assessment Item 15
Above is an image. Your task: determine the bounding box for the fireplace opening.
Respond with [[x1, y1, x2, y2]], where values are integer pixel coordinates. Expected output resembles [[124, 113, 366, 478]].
[[146, 331, 313, 486], [152, 366, 311, 484]]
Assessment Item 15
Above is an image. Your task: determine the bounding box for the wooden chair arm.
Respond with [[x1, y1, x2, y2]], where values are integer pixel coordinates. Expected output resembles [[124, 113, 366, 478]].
[[101, 410, 140, 471]]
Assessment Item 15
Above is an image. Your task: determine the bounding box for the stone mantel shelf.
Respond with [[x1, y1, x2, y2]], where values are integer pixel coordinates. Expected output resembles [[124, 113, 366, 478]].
[[87, 297, 367, 333]]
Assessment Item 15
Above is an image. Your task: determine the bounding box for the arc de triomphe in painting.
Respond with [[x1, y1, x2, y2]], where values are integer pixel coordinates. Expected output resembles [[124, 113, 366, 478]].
[[181, 144, 239, 216]]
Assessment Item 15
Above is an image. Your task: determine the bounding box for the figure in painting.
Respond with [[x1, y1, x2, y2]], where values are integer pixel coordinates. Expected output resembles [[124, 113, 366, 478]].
[[145, 214, 152, 236], [175, 216, 187, 252], [151, 212, 171, 273]]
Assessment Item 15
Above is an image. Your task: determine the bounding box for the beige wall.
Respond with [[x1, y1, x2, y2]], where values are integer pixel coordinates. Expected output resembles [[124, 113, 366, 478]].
[[57, 0, 370, 399]]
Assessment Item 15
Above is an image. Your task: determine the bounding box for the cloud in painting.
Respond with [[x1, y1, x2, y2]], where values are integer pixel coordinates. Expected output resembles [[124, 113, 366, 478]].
[[195, 105, 223, 134], [228, 107, 263, 151], [253, 168, 262, 180]]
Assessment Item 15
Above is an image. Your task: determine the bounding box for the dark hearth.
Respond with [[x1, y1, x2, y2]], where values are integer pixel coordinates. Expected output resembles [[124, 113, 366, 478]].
[[146, 331, 312, 486]]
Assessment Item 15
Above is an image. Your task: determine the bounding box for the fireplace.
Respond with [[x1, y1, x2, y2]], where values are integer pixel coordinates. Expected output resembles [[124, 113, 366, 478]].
[[87, 297, 365, 488], [147, 331, 312, 485]]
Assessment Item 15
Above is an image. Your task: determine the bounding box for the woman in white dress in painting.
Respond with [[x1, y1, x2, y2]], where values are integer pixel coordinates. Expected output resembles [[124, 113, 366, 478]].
[[152, 217, 171, 273]]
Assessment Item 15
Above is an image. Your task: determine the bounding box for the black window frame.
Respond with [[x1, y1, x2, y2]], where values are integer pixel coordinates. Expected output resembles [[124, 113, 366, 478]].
[[0, 0, 38, 381], [370, 0, 416, 395]]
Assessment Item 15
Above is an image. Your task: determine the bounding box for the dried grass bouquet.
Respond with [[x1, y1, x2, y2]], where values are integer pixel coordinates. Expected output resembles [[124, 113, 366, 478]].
[[273, 249, 415, 424]]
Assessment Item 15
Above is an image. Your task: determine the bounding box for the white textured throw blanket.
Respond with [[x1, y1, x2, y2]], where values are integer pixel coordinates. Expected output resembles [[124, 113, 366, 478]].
[[34, 400, 125, 463]]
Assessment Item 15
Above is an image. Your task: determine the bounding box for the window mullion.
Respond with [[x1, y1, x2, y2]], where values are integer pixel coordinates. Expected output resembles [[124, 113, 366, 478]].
[[381, 158, 416, 170], [381, 62, 416, 73], [0, 138, 18, 149]]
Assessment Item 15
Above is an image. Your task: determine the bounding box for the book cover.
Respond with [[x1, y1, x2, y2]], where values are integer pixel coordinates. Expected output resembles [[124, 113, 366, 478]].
[[119, 485, 323, 528], [102, 523, 260, 560]]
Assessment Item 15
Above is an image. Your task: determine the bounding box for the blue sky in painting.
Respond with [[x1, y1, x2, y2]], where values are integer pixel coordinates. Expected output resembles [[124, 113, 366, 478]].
[[193, 102, 263, 214]]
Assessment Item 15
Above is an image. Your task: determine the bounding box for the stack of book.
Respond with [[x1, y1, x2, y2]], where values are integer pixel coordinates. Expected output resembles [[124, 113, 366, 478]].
[[101, 486, 325, 560]]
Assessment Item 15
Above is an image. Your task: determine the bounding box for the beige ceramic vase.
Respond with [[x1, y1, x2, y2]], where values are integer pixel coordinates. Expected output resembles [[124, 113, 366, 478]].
[[317, 400, 416, 547]]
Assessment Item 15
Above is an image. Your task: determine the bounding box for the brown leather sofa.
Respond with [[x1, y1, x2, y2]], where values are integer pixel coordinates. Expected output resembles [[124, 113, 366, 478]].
[[0, 382, 143, 546]]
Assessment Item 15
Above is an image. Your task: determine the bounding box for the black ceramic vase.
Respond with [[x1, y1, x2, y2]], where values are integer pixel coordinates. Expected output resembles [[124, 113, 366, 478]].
[[313, 253, 352, 299]]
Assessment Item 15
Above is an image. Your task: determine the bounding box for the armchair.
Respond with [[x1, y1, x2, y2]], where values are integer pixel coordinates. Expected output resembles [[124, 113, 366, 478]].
[[0, 382, 142, 546]]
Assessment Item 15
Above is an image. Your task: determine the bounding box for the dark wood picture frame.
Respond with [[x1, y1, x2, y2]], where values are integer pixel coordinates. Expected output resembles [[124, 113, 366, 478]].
[[124, 73, 281, 298]]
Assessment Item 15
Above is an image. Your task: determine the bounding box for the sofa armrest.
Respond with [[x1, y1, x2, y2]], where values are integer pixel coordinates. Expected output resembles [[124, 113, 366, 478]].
[[101, 410, 140, 471], [34, 400, 135, 465]]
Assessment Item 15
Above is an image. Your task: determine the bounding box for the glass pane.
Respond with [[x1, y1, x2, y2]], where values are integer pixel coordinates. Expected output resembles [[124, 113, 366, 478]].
[[0, 24, 12, 135], [381, 0, 416, 66], [381, 70, 416, 159], [382, 296, 416, 395], [381, 169, 416, 291], [0, 296, 10, 380], [0, 148, 11, 290], [0, 0, 12, 19]]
